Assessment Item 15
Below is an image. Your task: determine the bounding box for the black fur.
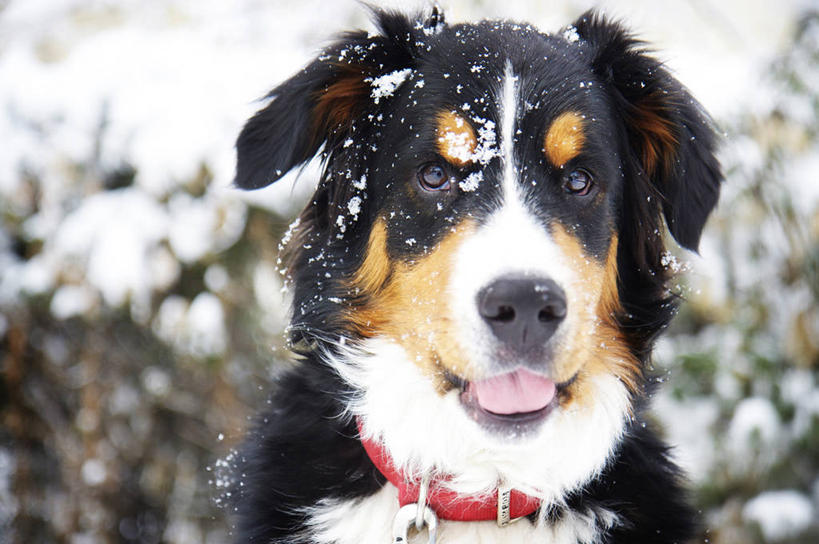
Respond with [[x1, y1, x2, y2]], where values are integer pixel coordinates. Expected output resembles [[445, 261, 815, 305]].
[[230, 8, 721, 543], [234, 357, 383, 541]]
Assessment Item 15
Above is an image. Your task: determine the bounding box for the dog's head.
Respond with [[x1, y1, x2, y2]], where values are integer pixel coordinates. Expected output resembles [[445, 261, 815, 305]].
[[236, 9, 720, 498]]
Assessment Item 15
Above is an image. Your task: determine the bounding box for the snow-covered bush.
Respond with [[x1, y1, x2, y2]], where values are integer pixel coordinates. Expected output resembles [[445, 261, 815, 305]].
[[656, 12, 819, 543]]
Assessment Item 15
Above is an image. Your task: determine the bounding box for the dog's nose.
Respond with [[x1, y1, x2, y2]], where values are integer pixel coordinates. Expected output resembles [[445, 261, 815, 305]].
[[478, 276, 567, 350]]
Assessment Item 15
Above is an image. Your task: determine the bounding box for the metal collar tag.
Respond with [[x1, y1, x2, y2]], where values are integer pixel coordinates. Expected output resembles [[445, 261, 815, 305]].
[[497, 485, 525, 527], [497, 485, 512, 527]]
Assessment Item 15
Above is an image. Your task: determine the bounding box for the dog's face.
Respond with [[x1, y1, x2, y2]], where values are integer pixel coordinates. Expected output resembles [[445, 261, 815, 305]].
[[344, 47, 631, 431], [236, 10, 720, 497]]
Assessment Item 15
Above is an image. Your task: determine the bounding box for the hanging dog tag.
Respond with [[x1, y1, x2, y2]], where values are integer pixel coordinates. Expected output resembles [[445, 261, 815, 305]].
[[392, 503, 438, 544]]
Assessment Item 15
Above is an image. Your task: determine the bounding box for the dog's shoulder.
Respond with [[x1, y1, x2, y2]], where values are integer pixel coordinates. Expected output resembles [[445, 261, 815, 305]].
[[232, 357, 383, 542], [581, 421, 698, 543]]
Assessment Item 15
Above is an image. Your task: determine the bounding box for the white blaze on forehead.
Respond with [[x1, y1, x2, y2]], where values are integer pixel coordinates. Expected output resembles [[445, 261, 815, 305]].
[[499, 62, 521, 204], [445, 61, 591, 376], [457, 61, 571, 302]]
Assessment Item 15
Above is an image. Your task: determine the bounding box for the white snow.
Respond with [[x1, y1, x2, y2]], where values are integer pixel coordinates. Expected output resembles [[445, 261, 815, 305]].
[[368, 68, 413, 104], [108, 383, 140, 416], [0, 449, 17, 530], [660, 251, 691, 273], [727, 396, 783, 470], [167, 193, 246, 264], [729, 397, 781, 445], [52, 189, 168, 308], [562, 25, 580, 43], [742, 490, 814, 541], [335, 214, 347, 234], [141, 366, 172, 398], [252, 261, 288, 334], [653, 393, 720, 483], [280, 217, 301, 246], [459, 171, 484, 192], [438, 123, 475, 165], [186, 292, 228, 357], [352, 175, 367, 191], [50, 285, 97, 320], [204, 264, 229, 294], [471, 117, 501, 166], [151, 292, 227, 357], [80, 459, 107, 486], [347, 196, 363, 218]]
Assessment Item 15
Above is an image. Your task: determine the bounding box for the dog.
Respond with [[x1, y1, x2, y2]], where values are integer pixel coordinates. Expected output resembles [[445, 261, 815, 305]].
[[230, 7, 722, 544]]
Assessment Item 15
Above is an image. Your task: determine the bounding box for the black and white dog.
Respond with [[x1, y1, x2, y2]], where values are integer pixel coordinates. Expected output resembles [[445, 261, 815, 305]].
[[231, 8, 721, 543]]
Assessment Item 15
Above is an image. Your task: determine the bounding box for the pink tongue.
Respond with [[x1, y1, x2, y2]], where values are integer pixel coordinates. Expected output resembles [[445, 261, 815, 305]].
[[470, 369, 556, 415]]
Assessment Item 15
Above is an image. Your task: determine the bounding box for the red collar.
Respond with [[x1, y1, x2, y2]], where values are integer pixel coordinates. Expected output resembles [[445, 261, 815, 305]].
[[357, 418, 541, 523]]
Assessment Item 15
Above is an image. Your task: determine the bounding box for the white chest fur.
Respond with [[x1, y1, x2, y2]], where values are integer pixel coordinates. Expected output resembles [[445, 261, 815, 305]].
[[302, 484, 612, 544]]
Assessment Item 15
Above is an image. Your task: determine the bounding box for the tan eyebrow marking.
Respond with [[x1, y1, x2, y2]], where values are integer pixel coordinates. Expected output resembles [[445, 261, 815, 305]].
[[435, 111, 477, 166], [543, 111, 586, 167]]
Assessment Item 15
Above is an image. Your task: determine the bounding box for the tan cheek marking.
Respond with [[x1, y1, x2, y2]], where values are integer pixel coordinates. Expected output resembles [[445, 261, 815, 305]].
[[549, 226, 640, 410], [436, 111, 477, 167], [543, 111, 586, 167], [350, 219, 391, 296], [346, 219, 478, 394]]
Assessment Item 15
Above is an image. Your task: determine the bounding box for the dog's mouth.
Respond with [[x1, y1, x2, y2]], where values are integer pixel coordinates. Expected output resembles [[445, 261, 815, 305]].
[[449, 368, 575, 434]]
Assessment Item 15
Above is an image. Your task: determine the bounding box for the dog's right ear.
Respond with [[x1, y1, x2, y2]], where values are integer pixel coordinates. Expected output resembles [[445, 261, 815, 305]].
[[572, 10, 722, 253], [235, 8, 444, 190]]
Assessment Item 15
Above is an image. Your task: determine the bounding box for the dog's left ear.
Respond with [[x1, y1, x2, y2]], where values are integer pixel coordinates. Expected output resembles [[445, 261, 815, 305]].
[[235, 8, 445, 191], [573, 11, 722, 251]]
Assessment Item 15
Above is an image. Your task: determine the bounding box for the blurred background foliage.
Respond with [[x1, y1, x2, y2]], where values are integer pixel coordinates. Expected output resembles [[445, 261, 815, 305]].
[[0, 1, 817, 543], [653, 11, 819, 543]]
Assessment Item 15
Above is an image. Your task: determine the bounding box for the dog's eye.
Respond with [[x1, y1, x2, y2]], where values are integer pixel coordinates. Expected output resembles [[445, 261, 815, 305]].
[[418, 163, 450, 191], [563, 169, 593, 196]]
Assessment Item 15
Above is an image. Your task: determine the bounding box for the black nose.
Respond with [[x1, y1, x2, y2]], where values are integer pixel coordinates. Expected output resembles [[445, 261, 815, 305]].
[[477, 276, 567, 351]]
